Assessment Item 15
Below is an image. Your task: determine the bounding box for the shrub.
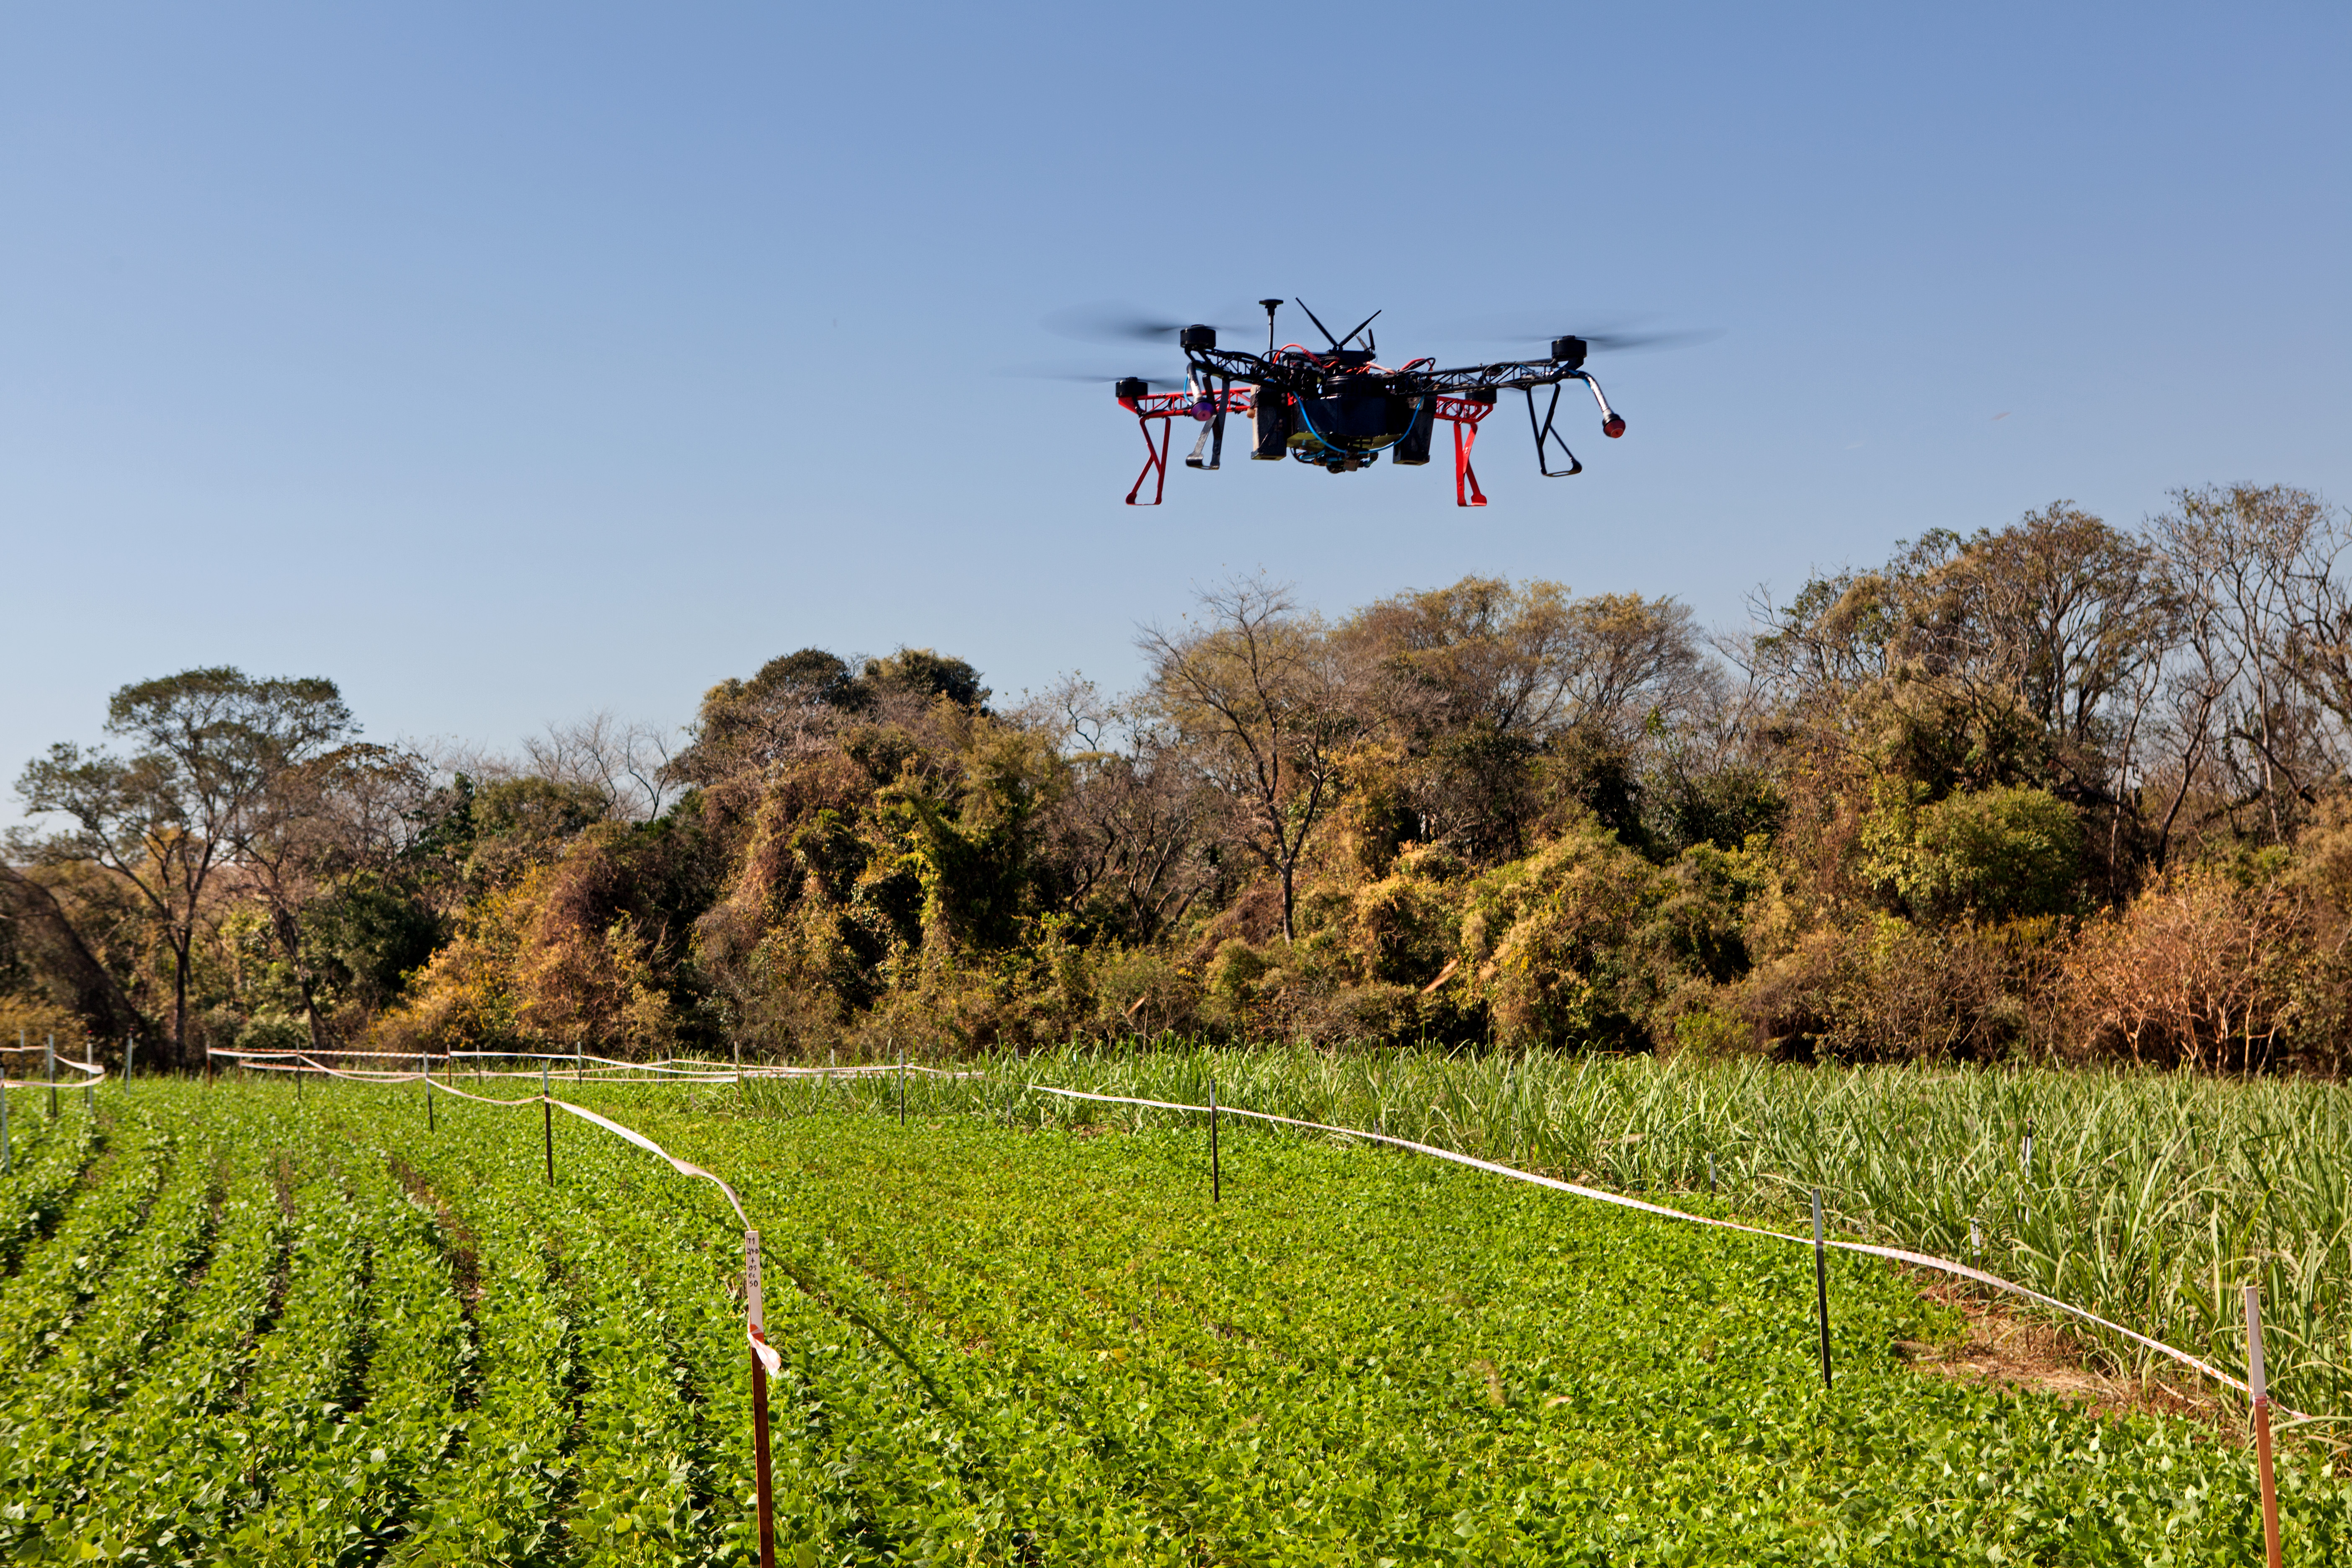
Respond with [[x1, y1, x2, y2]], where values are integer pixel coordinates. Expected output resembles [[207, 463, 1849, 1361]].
[[1862, 783, 2084, 923]]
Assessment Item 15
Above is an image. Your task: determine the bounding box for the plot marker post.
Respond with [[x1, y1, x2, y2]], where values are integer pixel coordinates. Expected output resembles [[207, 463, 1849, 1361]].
[[745, 1230, 779, 1568], [898, 1046, 907, 1127], [3, 1070, 10, 1174], [47, 1034, 57, 1120], [1811, 1187, 1833, 1390], [1208, 1075, 1221, 1204], [2245, 1285, 2283, 1568], [542, 1061, 555, 1185]]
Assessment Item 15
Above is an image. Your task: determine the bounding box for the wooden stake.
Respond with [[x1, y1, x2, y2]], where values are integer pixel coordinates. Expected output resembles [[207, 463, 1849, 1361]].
[[1812, 1187, 1833, 1390], [542, 1062, 554, 1185], [2245, 1284, 2283, 1568], [1208, 1075, 1221, 1205], [746, 1229, 778, 1568]]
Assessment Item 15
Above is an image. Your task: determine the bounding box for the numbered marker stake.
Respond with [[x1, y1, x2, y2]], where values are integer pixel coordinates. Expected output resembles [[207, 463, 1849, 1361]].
[[745, 1229, 778, 1568], [2245, 1284, 2283, 1568]]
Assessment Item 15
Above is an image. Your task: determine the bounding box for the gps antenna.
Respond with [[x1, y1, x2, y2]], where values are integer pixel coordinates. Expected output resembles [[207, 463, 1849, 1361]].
[[1294, 299, 1341, 350], [1334, 308, 1382, 351], [1260, 298, 1282, 355]]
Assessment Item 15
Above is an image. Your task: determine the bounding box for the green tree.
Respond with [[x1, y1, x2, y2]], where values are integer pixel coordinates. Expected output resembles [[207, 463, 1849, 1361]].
[[12, 668, 351, 1069]]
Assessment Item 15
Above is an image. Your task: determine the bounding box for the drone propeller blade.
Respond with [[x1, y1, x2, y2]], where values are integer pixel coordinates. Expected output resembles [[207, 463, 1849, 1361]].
[[1580, 328, 1721, 352], [1450, 311, 1723, 353], [1041, 302, 1251, 344], [1001, 362, 1190, 389]]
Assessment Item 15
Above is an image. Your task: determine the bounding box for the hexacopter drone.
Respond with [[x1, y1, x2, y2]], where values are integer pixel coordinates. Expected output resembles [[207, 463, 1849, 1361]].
[[1101, 299, 1634, 508]]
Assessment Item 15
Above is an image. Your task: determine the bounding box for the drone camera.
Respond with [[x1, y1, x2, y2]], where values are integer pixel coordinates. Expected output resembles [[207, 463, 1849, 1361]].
[[1550, 336, 1589, 369], [1603, 414, 1626, 438], [1179, 325, 1217, 352]]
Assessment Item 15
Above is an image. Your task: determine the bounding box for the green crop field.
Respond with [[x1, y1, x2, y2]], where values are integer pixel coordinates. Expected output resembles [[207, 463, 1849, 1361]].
[[1, 1072, 2348, 1565]]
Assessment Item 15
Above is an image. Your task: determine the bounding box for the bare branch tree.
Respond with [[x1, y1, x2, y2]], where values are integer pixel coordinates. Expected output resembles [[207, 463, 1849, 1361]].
[[1141, 577, 1368, 942], [521, 711, 679, 821]]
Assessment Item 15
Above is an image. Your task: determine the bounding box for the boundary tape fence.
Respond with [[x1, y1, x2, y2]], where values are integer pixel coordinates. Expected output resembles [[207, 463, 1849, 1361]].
[[142, 1044, 2316, 1567]]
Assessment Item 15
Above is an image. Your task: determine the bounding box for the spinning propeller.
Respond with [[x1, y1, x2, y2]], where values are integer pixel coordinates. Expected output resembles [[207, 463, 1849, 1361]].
[[1039, 302, 1256, 345]]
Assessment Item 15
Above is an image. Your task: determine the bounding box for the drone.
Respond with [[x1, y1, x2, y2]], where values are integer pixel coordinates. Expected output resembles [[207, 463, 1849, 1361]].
[[1096, 299, 1635, 508]]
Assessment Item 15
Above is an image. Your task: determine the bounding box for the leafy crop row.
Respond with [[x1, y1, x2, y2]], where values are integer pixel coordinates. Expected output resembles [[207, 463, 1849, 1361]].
[[747, 1046, 2352, 1417], [0, 1103, 98, 1270], [3, 1077, 2348, 1565]]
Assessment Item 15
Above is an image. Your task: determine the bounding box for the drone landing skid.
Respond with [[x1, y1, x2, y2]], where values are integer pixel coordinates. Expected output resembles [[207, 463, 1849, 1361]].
[[1430, 395, 1496, 508], [1525, 384, 1583, 479]]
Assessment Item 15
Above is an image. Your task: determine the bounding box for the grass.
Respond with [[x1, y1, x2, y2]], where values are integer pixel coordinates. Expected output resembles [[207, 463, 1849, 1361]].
[[0, 1073, 2345, 1563]]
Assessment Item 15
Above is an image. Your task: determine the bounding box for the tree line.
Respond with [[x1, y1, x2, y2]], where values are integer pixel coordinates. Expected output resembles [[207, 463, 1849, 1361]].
[[8, 482, 2352, 1073]]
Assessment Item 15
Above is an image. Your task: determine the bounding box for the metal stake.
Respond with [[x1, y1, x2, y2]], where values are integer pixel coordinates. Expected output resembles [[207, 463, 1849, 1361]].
[[425, 1054, 436, 1132], [2246, 1284, 2283, 1568], [2, 1074, 10, 1174], [1707, 1154, 1717, 1195], [898, 1046, 907, 1126], [125, 1033, 136, 1082], [1208, 1075, 1221, 1204], [542, 1061, 554, 1185], [1812, 1187, 1833, 1389], [745, 1229, 778, 1568], [47, 1034, 57, 1120]]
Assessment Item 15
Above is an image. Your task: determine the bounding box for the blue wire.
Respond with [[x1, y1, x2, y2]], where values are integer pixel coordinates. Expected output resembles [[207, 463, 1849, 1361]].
[[1290, 392, 1422, 462]]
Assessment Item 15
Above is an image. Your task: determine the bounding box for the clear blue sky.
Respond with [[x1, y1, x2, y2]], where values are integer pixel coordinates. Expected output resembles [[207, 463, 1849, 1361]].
[[4, 3, 2347, 801]]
